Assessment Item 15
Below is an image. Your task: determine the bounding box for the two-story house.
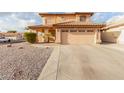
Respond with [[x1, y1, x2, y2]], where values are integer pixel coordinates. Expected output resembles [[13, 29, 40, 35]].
[[28, 12, 105, 44]]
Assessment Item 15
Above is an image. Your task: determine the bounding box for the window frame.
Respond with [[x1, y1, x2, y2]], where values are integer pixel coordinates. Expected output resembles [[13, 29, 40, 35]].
[[80, 16, 86, 22]]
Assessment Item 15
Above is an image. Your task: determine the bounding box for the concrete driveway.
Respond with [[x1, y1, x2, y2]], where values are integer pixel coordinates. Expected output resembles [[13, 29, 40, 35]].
[[39, 44, 124, 80]]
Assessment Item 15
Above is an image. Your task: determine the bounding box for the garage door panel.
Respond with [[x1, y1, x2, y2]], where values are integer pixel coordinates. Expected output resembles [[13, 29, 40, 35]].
[[70, 32, 94, 35], [62, 32, 95, 44]]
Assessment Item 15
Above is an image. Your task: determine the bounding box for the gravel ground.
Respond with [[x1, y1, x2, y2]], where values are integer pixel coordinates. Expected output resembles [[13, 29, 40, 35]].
[[0, 43, 53, 80]]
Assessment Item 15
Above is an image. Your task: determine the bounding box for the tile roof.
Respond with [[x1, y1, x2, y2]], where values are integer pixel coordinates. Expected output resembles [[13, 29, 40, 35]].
[[28, 25, 53, 29], [28, 21, 105, 29], [53, 21, 105, 28], [39, 12, 94, 16]]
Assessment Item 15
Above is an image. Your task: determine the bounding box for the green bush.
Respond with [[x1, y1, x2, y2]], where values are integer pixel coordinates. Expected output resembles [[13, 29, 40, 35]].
[[24, 32, 37, 43]]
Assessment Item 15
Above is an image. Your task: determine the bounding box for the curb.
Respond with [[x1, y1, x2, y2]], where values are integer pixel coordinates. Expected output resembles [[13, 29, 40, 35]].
[[38, 46, 60, 80]]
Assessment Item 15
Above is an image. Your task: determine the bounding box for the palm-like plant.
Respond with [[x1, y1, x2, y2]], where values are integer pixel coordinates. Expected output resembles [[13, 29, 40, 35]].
[[43, 33, 52, 43]]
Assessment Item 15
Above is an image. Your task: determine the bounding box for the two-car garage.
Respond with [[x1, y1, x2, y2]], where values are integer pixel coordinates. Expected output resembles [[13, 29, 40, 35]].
[[54, 22, 105, 44], [61, 29, 95, 44]]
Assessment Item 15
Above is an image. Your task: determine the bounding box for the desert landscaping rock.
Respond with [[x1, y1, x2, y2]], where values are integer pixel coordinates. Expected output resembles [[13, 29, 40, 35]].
[[7, 44, 12, 47], [18, 46, 24, 49], [0, 43, 53, 80]]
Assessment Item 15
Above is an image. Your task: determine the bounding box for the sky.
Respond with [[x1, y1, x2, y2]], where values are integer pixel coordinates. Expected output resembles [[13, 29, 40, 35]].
[[0, 12, 124, 32]]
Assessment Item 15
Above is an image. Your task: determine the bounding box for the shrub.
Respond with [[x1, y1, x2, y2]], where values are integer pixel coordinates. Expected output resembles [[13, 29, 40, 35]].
[[24, 32, 37, 43]]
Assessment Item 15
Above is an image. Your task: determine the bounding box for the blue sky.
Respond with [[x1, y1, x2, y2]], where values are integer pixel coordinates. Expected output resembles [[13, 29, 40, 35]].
[[0, 12, 124, 32], [92, 12, 124, 23]]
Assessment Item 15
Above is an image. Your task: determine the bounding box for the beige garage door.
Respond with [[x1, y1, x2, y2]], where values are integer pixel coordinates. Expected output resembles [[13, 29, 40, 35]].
[[61, 30, 95, 44]]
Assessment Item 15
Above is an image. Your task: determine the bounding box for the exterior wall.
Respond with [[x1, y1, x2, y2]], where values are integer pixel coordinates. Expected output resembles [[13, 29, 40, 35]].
[[101, 32, 118, 43], [25, 29, 37, 33], [42, 14, 92, 25], [55, 29, 61, 43], [102, 26, 124, 44], [94, 30, 102, 44], [117, 30, 124, 44], [42, 15, 76, 25]]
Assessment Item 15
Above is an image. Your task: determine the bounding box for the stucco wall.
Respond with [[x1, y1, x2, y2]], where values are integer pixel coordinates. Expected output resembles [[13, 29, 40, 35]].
[[117, 30, 124, 44], [43, 15, 76, 25], [42, 14, 92, 25], [101, 31, 119, 43], [102, 26, 124, 44]]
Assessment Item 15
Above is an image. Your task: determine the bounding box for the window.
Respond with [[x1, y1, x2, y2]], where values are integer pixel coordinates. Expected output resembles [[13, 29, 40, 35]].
[[62, 30, 68, 32], [78, 30, 85, 32], [87, 30, 94, 32], [70, 30, 77, 32], [60, 16, 66, 22], [45, 18, 53, 24], [80, 16, 86, 22], [61, 16, 65, 20]]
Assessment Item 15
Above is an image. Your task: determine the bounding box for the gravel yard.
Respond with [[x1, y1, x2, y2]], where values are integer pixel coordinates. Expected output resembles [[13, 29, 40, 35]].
[[0, 43, 53, 80]]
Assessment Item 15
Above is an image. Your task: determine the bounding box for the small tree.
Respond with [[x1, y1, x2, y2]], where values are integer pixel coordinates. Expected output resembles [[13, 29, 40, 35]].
[[24, 32, 37, 43]]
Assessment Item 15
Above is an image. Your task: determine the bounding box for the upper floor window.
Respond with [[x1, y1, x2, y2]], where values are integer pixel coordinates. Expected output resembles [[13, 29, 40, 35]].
[[60, 16, 66, 21], [80, 16, 86, 22], [45, 18, 53, 24], [61, 16, 65, 19]]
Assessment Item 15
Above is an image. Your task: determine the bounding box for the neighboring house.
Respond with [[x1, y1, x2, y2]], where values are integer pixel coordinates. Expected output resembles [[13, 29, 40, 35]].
[[0, 32, 24, 40], [28, 12, 105, 44], [102, 21, 124, 44], [0, 32, 2, 38]]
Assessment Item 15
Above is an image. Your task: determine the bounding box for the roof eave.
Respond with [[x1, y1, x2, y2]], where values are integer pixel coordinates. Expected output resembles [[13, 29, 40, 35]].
[[53, 25, 105, 28], [39, 12, 94, 17], [28, 25, 53, 30]]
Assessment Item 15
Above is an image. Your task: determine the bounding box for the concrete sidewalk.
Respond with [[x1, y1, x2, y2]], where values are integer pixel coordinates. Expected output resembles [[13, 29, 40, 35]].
[[38, 46, 60, 80]]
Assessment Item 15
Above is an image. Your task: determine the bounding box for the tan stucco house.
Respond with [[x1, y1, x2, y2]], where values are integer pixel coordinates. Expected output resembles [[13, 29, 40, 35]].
[[28, 12, 105, 44]]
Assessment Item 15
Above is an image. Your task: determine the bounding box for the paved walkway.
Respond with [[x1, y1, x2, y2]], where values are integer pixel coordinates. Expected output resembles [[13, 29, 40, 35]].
[[39, 44, 124, 80]]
